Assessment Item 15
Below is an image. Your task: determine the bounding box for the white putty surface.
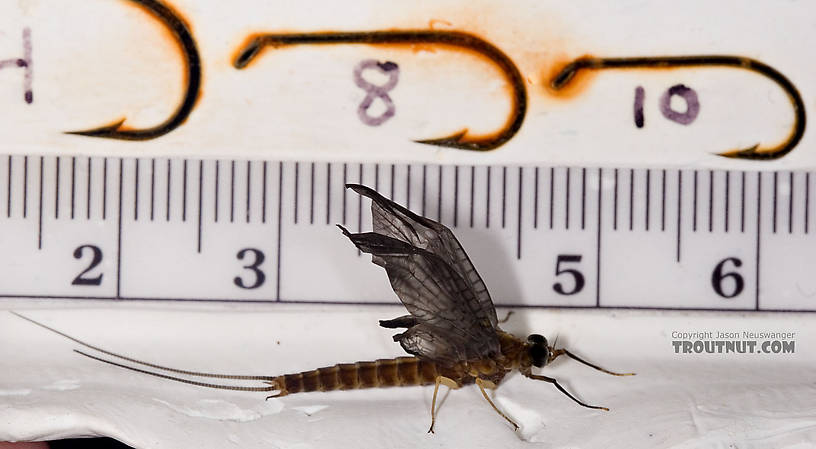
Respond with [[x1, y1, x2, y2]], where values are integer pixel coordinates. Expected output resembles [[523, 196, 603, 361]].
[[1, 301, 814, 449]]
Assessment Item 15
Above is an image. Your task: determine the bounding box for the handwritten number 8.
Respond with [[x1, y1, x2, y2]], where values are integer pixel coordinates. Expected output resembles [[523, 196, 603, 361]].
[[354, 59, 399, 126], [234, 248, 266, 289]]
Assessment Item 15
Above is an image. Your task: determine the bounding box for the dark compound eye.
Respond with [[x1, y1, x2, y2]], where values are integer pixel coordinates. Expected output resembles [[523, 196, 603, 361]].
[[527, 334, 545, 344], [529, 343, 550, 368]]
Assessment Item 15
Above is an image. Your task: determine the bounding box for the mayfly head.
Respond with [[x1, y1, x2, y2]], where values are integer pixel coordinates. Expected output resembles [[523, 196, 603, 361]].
[[526, 334, 551, 368]]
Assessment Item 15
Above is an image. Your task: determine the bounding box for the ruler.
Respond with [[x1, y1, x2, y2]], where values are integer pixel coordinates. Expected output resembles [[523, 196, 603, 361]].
[[0, 153, 813, 312]]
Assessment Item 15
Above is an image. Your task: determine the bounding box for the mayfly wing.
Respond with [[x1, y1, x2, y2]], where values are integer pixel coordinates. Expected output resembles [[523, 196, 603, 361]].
[[345, 184, 498, 328], [340, 228, 500, 364]]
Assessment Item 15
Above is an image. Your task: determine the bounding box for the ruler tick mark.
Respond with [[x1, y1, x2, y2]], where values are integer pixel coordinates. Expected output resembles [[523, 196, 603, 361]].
[[294, 162, 299, 225], [501, 166, 506, 229], [165, 159, 171, 222], [246, 160, 251, 224], [276, 161, 283, 301], [724, 171, 730, 232], [6, 155, 11, 218], [755, 172, 762, 310], [645, 169, 651, 231], [37, 156, 43, 249], [772, 171, 778, 234], [596, 167, 603, 307], [676, 170, 682, 262], [565, 167, 571, 230], [612, 168, 618, 231], [54, 156, 60, 219], [309, 162, 314, 225], [486, 166, 491, 228], [789, 171, 794, 234], [116, 158, 123, 298], [134, 159, 139, 221], [197, 160, 203, 253], [103, 158, 108, 220], [692, 171, 698, 232], [358, 163, 363, 238], [70, 157, 76, 220], [22, 156, 28, 219], [182, 160, 188, 222], [661, 169, 666, 231], [533, 167, 539, 229], [326, 162, 331, 225], [390, 165, 395, 200], [453, 166, 459, 227], [581, 167, 586, 230], [469, 165, 474, 228], [214, 161, 220, 223], [87, 158, 93, 220], [628, 169, 634, 231], [740, 172, 746, 233], [806, 172, 810, 234], [406, 165, 412, 211], [437, 165, 443, 222], [549, 167, 554, 230], [708, 170, 714, 233], [230, 160, 235, 223], [517, 166, 522, 259], [342, 163, 347, 225], [263, 161, 268, 224], [150, 159, 155, 221]]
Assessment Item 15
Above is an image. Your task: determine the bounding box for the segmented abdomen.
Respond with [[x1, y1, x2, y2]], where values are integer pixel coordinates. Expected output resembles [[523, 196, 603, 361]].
[[273, 356, 459, 396]]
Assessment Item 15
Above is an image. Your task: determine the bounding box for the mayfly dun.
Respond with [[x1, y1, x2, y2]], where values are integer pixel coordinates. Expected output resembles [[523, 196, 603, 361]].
[[14, 183, 634, 432]]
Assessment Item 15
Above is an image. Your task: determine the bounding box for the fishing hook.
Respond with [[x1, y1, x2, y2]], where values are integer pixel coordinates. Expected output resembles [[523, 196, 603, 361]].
[[66, 0, 201, 140], [233, 30, 527, 151], [550, 55, 806, 160]]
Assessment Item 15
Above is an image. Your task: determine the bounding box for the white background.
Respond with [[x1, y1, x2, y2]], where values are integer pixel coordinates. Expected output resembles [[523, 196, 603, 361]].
[[1, 0, 816, 448]]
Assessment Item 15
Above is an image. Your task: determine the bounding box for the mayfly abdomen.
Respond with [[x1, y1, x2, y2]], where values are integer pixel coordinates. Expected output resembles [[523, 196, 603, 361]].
[[276, 356, 447, 395]]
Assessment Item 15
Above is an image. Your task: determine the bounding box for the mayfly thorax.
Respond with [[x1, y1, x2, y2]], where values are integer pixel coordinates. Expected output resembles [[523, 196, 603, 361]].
[[15, 183, 634, 432]]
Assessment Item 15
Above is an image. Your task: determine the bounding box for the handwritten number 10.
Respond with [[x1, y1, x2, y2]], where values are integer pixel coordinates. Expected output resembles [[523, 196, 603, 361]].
[[634, 84, 700, 128]]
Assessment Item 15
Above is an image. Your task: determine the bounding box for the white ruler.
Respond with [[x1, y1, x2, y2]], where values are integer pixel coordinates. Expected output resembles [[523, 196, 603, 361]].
[[0, 154, 813, 312]]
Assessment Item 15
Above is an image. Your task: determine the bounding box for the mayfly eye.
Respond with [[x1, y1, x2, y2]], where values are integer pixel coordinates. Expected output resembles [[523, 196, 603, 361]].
[[527, 334, 545, 344]]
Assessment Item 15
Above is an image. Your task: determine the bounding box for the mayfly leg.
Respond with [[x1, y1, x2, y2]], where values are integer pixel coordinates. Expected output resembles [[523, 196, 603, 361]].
[[549, 348, 636, 376], [475, 378, 518, 430], [428, 376, 459, 434], [523, 372, 609, 411]]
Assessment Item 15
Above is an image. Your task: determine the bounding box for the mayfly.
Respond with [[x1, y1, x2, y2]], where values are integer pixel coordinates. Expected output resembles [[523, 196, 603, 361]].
[[15, 183, 634, 432]]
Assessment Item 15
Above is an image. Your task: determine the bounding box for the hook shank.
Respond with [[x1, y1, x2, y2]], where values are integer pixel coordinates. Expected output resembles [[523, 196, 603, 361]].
[[234, 30, 527, 151]]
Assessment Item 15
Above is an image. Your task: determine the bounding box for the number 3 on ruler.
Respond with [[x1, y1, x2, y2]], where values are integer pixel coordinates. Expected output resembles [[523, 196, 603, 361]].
[[234, 248, 266, 289]]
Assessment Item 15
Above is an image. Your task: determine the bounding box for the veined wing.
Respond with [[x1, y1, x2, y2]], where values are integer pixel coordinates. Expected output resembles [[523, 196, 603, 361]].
[[339, 227, 500, 364], [345, 184, 498, 328]]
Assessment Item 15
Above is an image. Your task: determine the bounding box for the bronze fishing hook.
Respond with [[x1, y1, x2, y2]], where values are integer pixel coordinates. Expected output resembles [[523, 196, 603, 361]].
[[550, 55, 806, 160], [233, 30, 527, 151], [66, 0, 201, 140]]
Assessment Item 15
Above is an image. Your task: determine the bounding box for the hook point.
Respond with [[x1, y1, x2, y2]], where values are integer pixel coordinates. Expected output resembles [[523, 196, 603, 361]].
[[65, 118, 127, 138], [414, 129, 498, 151], [716, 144, 765, 159]]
